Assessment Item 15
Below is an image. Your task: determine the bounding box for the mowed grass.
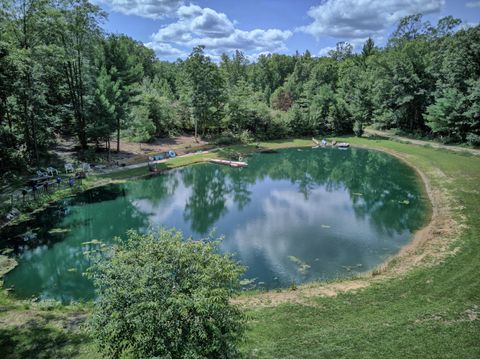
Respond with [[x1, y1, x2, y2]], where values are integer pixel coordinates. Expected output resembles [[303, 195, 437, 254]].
[[242, 137, 480, 358], [98, 152, 218, 180], [1, 137, 479, 358]]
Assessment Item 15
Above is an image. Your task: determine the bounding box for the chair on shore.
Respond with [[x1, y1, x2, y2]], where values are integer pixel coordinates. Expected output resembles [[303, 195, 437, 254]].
[[81, 163, 92, 172], [64, 163, 74, 174], [47, 167, 58, 176]]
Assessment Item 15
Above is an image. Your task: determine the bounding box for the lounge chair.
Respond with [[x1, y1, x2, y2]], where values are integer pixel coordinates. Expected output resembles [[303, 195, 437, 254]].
[[47, 167, 58, 176], [64, 163, 74, 173]]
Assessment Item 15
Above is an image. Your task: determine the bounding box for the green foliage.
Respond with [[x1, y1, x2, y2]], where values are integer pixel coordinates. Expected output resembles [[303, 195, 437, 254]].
[[183, 46, 225, 138], [220, 50, 248, 88], [224, 80, 272, 139], [87, 66, 120, 152], [128, 78, 179, 141], [102, 34, 147, 151], [128, 103, 156, 142], [426, 88, 466, 141], [328, 41, 353, 61], [214, 130, 239, 146], [308, 85, 336, 134], [353, 120, 364, 137], [87, 229, 245, 359], [466, 133, 480, 147]]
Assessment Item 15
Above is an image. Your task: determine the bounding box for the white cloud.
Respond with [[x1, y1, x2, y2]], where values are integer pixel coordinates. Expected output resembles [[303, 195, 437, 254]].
[[98, 0, 183, 19], [148, 4, 292, 58], [298, 0, 445, 39], [144, 41, 186, 57], [318, 46, 336, 57], [466, 1, 480, 8]]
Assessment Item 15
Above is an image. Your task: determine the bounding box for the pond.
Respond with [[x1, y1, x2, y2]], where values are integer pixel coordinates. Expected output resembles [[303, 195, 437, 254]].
[[1, 147, 429, 302]]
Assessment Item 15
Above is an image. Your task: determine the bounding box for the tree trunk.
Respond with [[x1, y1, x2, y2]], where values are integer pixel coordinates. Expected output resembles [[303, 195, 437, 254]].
[[194, 117, 198, 142], [116, 118, 120, 152], [77, 49, 87, 150]]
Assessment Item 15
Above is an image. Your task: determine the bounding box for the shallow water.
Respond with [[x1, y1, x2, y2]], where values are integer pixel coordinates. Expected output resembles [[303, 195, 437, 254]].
[[1, 147, 429, 301]]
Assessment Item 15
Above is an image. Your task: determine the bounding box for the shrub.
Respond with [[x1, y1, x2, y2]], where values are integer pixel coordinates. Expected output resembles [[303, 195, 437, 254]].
[[272, 111, 292, 139], [87, 229, 246, 359], [214, 130, 239, 145], [466, 133, 480, 147], [353, 120, 364, 137], [238, 129, 254, 144]]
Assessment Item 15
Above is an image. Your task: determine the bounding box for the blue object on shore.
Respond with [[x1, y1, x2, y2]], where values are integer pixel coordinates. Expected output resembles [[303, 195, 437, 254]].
[[151, 150, 176, 161]]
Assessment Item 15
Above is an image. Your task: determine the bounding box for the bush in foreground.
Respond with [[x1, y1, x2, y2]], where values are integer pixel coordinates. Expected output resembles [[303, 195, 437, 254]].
[[87, 229, 245, 358]]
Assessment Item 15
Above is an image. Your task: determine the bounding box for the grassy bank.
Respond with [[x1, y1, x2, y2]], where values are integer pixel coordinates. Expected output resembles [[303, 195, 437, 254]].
[[1, 136, 479, 358]]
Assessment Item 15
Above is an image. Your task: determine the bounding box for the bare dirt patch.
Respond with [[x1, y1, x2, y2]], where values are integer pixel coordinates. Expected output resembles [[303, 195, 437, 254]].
[[111, 135, 208, 165], [233, 281, 369, 307], [50, 135, 210, 167], [112, 135, 208, 156]]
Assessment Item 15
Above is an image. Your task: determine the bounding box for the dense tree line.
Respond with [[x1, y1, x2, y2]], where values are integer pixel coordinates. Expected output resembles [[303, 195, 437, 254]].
[[1, 3, 479, 174]]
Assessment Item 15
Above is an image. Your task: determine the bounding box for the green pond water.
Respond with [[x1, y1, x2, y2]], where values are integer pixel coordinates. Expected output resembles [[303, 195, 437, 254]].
[[1, 147, 429, 302]]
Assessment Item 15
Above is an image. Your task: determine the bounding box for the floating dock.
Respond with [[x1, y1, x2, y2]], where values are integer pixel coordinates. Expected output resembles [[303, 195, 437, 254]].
[[209, 159, 248, 168]]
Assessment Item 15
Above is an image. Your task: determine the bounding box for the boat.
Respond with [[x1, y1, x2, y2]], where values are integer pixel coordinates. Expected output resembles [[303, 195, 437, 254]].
[[337, 142, 350, 148], [209, 159, 248, 168]]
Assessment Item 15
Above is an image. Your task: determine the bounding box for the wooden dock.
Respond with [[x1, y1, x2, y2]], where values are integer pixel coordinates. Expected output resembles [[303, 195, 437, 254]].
[[209, 159, 248, 168]]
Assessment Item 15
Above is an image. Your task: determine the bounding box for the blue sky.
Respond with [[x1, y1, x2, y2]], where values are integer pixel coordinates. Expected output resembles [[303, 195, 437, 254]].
[[93, 0, 480, 61]]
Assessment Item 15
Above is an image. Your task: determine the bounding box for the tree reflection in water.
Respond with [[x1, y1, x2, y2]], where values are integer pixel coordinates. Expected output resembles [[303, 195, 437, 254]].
[[1, 147, 428, 300]]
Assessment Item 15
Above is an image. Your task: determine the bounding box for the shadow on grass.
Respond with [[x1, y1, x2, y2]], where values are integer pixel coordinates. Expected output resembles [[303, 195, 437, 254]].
[[0, 319, 92, 359]]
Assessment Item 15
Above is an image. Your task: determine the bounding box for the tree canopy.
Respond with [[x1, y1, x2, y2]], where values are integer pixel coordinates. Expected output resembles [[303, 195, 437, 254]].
[[1, 6, 479, 176], [87, 229, 245, 359]]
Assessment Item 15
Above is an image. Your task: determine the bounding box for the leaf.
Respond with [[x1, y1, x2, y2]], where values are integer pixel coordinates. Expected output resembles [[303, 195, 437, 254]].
[[240, 278, 256, 286], [48, 228, 71, 235], [82, 239, 102, 245], [288, 256, 311, 275]]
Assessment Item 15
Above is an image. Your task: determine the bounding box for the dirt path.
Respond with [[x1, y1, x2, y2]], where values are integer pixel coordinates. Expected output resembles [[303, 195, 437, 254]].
[[365, 128, 480, 156]]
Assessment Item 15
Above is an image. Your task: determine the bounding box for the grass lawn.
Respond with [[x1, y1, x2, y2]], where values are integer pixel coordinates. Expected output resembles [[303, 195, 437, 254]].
[[1, 136, 479, 358]]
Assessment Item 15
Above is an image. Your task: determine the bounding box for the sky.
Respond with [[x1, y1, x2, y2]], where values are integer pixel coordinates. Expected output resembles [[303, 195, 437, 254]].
[[92, 0, 480, 61]]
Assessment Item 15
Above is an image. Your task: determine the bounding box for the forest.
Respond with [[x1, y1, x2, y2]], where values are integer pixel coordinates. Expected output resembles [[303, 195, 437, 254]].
[[1, 0, 479, 175]]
